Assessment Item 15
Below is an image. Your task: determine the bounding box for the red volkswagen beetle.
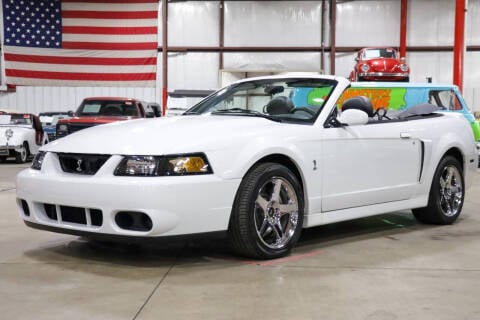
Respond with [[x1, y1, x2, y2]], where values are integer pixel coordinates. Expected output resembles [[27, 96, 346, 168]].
[[349, 47, 409, 82]]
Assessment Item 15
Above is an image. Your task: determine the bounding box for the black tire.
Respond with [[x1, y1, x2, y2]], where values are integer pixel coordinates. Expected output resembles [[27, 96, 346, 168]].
[[15, 142, 29, 164], [402, 77, 410, 82], [0, 156, 6, 163], [228, 162, 304, 259], [412, 156, 464, 225]]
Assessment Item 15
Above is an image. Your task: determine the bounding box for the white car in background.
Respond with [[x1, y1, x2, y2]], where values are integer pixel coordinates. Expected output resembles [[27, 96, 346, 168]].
[[16, 76, 478, 259], [0, 113, 44, 163]]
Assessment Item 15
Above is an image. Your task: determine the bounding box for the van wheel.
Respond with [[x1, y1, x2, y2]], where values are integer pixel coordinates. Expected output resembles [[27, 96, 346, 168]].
[[15, 142, 29, 164], [412, 156, 464, 224]]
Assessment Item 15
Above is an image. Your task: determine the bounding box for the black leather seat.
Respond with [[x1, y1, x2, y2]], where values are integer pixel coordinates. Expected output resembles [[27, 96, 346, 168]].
[[265, 96, 294, 115], [341, 96, 374, 117]]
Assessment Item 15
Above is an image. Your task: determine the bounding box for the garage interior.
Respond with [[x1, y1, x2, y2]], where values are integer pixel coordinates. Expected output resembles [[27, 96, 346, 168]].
[[1, 1, 480, 319]]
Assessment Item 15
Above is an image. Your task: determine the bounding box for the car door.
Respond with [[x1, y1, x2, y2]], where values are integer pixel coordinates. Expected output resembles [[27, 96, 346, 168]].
[[321, 120, 422, 212]]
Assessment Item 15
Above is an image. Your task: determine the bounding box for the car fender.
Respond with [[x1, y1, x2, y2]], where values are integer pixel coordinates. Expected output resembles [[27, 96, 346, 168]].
[[420, 116, 476, 195]]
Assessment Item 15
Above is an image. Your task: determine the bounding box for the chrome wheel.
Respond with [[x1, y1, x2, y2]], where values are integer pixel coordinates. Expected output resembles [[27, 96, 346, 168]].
[[15, 143, 28, 164], [439, 165, 463, 217], [254, 176, 299, 250]]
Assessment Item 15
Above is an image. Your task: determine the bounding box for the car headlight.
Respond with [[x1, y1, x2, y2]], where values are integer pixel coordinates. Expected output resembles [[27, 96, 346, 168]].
[[57, 124, 68, 132], [361, 64, 369, 72], [31, 151, 46, 170], [5, 129, 13, 139], [400, 64, 409, 72], [114, 153, 213, 176]]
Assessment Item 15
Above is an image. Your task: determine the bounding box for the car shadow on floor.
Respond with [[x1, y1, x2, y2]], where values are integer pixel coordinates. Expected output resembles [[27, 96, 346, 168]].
[[22, 209, 442, 269]]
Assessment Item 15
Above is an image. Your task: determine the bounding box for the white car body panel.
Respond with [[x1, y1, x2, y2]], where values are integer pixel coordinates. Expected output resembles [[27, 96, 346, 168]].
[[0, 125, 40, 155], [16, 75, 478, 239]]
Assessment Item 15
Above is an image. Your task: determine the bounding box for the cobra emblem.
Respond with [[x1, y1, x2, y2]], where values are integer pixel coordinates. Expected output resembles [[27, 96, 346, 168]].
[[76, 159, 83, 172]]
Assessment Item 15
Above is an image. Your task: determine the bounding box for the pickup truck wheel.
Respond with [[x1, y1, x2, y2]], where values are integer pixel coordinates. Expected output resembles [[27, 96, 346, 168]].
[[15, 142, 29, 164], [228, 162, 304, 259], [412, 156, 464, 225], [0, 157, 6, 163]]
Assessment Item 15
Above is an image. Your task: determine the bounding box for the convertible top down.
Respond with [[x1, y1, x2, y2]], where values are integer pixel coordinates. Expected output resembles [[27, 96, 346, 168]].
[[16, 75, 478, 259]]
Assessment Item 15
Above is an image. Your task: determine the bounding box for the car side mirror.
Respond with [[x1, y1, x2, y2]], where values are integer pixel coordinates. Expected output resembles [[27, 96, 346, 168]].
[[67, 110, 75, 117], [338, 109, 369, 126]]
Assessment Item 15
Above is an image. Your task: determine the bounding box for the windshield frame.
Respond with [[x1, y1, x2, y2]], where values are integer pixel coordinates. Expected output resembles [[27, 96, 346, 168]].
[[184, 77, 338, 124]]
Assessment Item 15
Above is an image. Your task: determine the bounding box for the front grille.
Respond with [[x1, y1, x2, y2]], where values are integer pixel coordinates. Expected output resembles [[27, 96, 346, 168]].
[[47, 133, 56, 141], [57, 153, 110, 175], [56, 123, 98, 138], [61, 206, 87, 224], [42, 204, 103, 227]]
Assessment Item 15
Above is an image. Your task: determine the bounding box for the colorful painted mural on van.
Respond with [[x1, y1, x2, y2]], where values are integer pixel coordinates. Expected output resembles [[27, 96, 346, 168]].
[[290, 83, 479, 142]]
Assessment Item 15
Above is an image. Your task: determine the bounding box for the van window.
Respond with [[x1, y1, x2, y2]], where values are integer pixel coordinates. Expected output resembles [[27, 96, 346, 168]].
[[429, 90, 462, 111]]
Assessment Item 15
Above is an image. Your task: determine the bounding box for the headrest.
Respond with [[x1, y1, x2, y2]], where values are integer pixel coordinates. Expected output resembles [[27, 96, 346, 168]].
[[265, 96, 294, 115], [342, 96, 374, 117]]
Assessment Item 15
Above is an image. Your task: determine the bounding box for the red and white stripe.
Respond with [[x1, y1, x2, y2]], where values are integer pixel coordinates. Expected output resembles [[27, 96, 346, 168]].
[[4, 0, 158, 87]]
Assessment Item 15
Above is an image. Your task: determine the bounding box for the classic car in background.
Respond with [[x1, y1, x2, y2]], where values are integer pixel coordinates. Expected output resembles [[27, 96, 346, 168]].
[[0, 113, 44, 163], [349, 47, 409, 82], [17, 76, 477, 259], [39, 112, 71, 142], [56, 97, 160, 139]]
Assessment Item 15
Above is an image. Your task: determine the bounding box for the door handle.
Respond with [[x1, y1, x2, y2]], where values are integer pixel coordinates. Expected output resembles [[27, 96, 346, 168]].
[[400, 132, 411, 139]]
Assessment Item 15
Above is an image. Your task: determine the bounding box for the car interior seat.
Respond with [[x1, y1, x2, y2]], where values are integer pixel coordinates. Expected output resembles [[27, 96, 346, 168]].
[[341, 96, 374, 117], [265, 96, 294, 115], [102, 105, 123, 116]]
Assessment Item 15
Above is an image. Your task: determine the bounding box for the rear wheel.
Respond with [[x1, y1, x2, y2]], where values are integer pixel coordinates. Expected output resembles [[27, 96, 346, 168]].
[[228, 162, 304, 259], [412, 156, 464, 224], [15, 142, 29, 164], [0, 157, 6, 163]]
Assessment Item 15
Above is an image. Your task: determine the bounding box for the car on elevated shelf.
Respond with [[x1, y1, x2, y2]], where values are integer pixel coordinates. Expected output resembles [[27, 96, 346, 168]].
[[349, 47, 409, 82], [0, 112, 45, 163], [17, 75, 477, 259], [55, 97, 160, 139]]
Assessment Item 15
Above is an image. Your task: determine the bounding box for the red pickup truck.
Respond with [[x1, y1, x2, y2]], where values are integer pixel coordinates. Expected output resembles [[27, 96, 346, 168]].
[[55, 97, 161, 139]]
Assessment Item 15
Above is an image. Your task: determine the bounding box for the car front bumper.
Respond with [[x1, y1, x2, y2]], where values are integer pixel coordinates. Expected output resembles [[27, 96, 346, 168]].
[[359, 72, 409, 80], [16, 154, 241, 238], [0, 144, 23, 156]]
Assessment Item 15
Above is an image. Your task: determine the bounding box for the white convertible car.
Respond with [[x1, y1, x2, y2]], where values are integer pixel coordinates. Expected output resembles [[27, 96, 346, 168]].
[[16, 76, 478, 259]]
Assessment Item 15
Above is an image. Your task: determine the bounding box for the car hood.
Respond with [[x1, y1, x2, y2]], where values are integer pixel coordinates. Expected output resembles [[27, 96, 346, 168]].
[[43, 115, 285, 155], [58, 116, 135, 124], [364, 58, 401, 71], [0, 126, 31, 144]]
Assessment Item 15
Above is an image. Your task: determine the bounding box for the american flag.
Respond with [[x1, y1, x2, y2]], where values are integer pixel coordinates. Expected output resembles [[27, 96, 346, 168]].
[[2, 0, 158, 87]]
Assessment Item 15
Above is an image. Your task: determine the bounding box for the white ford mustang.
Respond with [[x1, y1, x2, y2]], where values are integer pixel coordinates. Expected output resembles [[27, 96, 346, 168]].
[[16, 76, 478, 259]]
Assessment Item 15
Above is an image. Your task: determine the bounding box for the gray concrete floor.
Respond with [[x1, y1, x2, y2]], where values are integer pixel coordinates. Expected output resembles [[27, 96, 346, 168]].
[[1, 162, 479, 320]]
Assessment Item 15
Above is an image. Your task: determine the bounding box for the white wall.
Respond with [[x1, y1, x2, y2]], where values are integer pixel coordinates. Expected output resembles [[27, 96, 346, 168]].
[[1, 0, 480, 113]]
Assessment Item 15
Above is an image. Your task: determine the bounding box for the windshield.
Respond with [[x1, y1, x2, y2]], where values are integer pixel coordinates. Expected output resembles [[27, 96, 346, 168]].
[[76, 100, 138, 117], [363, 48, 396, 59], [185, 78, 337, 123], [0, 114, 32, 126]]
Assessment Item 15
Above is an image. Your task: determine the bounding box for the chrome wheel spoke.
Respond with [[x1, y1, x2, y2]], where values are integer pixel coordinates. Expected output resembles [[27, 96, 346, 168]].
[[270, 179, 283, 203], [255, 194, 269, 213], [259, 219, 270, 237], [272, 221, 284, 243], [279, 202, 298, 216], [439, 176, 447, 189]]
